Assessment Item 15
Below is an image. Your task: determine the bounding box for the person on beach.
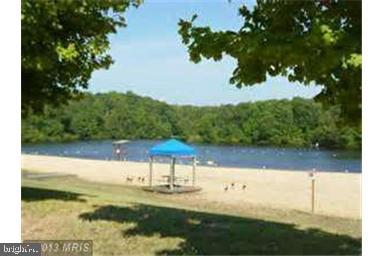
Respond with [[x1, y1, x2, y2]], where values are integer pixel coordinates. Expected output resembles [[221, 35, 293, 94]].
[[116, 148, 121, 161]]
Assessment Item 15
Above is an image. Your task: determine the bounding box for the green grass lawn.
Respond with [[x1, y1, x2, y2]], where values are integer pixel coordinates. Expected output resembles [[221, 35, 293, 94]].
[[22, 170, 361, 255]]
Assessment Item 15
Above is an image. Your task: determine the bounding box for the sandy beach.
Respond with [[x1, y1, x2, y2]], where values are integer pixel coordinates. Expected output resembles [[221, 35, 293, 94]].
[[21, 154, 361, 219]]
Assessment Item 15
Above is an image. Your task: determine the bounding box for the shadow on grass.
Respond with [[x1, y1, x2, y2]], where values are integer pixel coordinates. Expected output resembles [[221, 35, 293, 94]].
[[79, 204, 361, 255], [21, 186, 86, 202]]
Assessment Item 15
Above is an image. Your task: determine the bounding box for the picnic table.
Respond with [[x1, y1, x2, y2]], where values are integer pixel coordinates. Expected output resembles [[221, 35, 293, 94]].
[[160, 175, 189, 185]]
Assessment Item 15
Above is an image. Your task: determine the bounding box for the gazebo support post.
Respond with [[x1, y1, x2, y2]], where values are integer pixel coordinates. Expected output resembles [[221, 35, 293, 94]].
[[192, 156, 196, 186], [149, 156, 153, 187], [170, 157, 175, 191]]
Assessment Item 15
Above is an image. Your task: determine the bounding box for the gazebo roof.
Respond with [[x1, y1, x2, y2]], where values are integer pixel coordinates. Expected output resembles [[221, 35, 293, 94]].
[[149, 139, 196, 157]]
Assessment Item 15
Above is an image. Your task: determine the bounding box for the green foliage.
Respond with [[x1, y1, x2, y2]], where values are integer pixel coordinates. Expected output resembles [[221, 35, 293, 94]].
[[22, 108, 76, 143], [178, 0, 361, 124], [21, 92, 361, 150], [21, 0, 141, 114]]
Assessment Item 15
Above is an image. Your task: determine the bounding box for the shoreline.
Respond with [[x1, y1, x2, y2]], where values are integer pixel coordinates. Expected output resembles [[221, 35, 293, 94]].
[[21, 154, 361, 219], [21, 152, 362, 173]]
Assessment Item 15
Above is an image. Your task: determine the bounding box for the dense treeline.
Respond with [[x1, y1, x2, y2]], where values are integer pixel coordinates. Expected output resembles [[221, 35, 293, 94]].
[[22, 92, 361, 149]]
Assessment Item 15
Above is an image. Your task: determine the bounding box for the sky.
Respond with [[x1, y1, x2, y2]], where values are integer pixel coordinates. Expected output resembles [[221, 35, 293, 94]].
[[89, 0, 322, 106]]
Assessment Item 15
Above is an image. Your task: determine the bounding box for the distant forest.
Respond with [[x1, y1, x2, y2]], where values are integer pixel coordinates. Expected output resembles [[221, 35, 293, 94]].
[[22, 92, 361, 150]]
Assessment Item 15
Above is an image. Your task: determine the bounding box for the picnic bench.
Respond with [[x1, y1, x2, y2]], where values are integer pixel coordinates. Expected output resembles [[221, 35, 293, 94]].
[[159, 175, 189, 185]]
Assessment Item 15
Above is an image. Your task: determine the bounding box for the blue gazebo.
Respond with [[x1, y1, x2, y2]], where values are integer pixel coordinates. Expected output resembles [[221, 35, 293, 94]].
[[148, 139, 197, 191]]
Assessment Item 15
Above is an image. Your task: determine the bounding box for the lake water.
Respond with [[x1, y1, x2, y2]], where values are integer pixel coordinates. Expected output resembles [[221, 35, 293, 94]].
[[21, 140, 361, 173]]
